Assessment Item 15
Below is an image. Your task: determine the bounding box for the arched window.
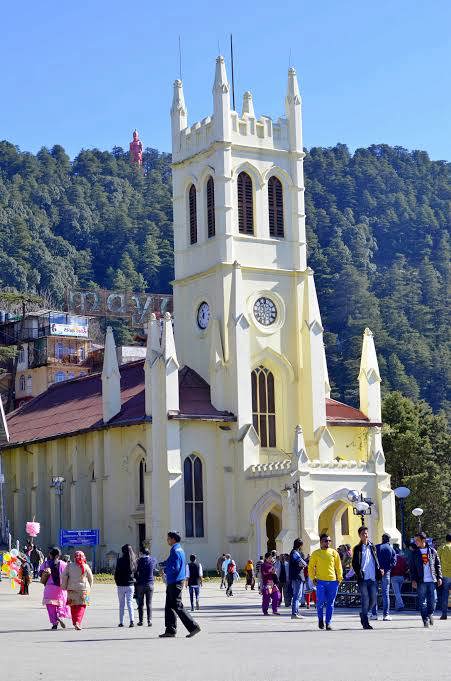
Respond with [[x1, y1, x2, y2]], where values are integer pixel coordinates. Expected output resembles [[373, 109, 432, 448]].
[[188, 184, 197, 244], [206, 176, 215, 238], [19, 375, 26, 391], [26, 375, 32, 394], [18, 346, 25, 364], [251, 366, 276, 447], [56, 342, 64, 360], [139, 458, 146, 505], [184, 454, 204, 538], [237, 171, 254, 234], [55, 371, 66, 383], [268, 176, 284, 237]]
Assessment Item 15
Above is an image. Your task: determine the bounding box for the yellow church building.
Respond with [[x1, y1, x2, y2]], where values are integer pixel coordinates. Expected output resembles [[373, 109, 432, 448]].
[[0, 58, 400, 567]]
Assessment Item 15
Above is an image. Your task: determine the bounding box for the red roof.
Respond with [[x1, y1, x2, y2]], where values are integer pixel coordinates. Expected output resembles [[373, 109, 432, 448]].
[[326, 398, 375, 426], [4, 362, 374, 449], [4, 360, 234, 449]]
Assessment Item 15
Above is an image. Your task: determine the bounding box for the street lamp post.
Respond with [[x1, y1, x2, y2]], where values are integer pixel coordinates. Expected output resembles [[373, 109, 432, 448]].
[[394, 486, 411, 549], [412, 507, 424, 532], [51, 476, 65, 545], [347, 489, 373, 527]]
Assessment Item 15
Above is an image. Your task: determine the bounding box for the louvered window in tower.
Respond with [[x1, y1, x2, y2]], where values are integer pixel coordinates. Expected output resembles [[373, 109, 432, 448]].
[[189, 184, 197, 244], [268, 176, 284, 237], [206, 176, 215, 238], [251, 366, 276, 447], [237, 171, 254, 234]]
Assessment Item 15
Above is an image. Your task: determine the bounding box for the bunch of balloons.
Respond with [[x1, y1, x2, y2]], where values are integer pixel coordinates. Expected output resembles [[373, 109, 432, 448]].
[[1, 549, 22, 588]]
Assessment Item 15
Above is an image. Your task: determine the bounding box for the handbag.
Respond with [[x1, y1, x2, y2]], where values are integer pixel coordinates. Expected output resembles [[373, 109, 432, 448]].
[[40, 570, 50, 585]]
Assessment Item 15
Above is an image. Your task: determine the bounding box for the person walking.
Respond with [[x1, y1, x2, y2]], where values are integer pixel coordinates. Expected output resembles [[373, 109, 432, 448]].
[[279, 554, 291, 607], [40, 547, 70, 630], [135, 547, 157, 627], [217, 553, 226, 589], [186, 554, 203, 611], [391, 547, 409, 611], [225, 558, 237, 597], [114, 544, 137, 628], [289, 538, 307, 620], [244, 559, 255, 590], [410, 531, 443, 627], [30, 546, 44, 580], [438, 533, 451, 620], [261, 552, 281, 615], [308, 534, 343, 630], [352, 526, 383, 630], [61, 550, 93, 630], [159, 531, 200, 638], [371, 534, 397, 621]]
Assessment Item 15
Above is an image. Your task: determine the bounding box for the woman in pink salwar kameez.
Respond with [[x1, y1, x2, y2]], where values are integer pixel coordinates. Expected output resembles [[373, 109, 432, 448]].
[[40, 547, 70, 630]]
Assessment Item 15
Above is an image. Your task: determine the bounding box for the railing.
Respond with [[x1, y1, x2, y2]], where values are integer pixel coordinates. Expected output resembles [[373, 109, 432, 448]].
[[336, 580, 419, 610]]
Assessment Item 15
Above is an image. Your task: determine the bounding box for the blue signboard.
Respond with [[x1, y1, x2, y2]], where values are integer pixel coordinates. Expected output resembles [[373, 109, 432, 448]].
[[60, 529, 100, 547]]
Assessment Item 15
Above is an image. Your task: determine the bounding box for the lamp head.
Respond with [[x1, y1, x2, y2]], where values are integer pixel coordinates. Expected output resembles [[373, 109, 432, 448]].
[[412, 507, 424, 518], [394, 486, 411, 499], [347, 489, 359, 503]]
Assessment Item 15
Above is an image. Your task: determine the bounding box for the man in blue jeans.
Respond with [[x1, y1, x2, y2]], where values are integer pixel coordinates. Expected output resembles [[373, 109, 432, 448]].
[[438, 534, 451, 620], [410, 531, 443, 628], [289, 538, 307, 620], [352, 526, 383, 629], [371, 533, 397, 621]]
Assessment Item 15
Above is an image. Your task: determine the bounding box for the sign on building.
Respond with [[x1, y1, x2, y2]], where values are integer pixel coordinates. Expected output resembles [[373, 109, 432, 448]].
[[60, 528, 100, 547], [66, 289, 173, 327], [50, 323, 89, 338]]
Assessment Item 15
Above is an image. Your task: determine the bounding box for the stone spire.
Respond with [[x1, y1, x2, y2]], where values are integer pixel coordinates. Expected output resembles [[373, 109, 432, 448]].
[[359, 327, 382, 422], [292, 425, 309, 471], [101, 326, 121, 423], [242, 91, 255, 117], [144, 314, 161, 417], [285, 67, 303, 152], [171, 79, 188, 157], [161, 313, 179, 412], [209, 318, 225, 410], [213, 56, 231, 141]]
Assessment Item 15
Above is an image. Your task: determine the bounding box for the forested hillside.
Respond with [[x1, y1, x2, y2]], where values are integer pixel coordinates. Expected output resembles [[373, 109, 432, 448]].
[[0, 141, 449, 412]]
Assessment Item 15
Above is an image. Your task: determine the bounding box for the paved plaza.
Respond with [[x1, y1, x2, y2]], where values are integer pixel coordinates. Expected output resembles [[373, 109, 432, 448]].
[[1, 581, 449, 681]]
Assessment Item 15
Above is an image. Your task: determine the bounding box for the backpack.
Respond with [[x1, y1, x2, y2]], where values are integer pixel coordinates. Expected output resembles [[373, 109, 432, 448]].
[[227, 561, 235, 574]]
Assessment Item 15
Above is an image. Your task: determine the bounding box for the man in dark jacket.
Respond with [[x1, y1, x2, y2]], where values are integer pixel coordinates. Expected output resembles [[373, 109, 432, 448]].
[[352, 526, 383, 629], [371, 533, 397, 621], [410, 531, 443, 627], [289, 538, 307, 620], [159, 531, 200, 638], [135, 548, 157, 627]]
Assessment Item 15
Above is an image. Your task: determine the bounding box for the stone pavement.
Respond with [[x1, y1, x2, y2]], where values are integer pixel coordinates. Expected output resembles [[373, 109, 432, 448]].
[[0, 580, 449, 681]]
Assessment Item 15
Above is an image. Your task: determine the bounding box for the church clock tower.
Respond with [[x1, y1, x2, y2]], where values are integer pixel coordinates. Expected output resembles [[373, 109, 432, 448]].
[[171, 57, 332, 462]]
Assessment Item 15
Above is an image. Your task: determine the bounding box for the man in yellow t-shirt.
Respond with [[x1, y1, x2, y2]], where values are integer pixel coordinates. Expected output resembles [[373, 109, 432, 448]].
[[308, 534, 343, 630], [438, 533, 451, 620]]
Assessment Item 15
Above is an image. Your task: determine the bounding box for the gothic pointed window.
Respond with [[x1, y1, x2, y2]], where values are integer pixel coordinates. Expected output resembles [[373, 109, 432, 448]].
[[206, 176, 215, 238], [184, 454, 204, 538], [19, 375, 26, 391], [268, 176, 284, 237], [139, 458, 146, 505], [188, 184, 197, 244], [237, 171, 254, 234], [251, 366, 276, 447]]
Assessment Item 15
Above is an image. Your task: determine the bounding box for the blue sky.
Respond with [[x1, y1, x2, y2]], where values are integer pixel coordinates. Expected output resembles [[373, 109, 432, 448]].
[[1, 1, 450, 160]]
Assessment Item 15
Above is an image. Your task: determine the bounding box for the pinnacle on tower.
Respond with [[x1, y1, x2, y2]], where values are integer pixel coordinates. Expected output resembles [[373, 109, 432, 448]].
[[213, 56, 231, 141], [358, 327, 382, 423], [285, 66, 303, 152], [101, 326, 121, 423], [242, 91, 255, 117], [171, 79, 188, 152]]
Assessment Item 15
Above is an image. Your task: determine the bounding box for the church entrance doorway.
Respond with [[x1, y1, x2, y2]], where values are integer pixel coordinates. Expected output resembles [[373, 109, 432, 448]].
[[266, 511, 281, 553], [317, 500, 360, 549], [138, 523, 146, 550]]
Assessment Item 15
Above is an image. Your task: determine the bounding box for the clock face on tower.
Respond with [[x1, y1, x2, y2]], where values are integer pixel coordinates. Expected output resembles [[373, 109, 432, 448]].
[[196, 301, 210, 330], [253, 297, 277, 326]]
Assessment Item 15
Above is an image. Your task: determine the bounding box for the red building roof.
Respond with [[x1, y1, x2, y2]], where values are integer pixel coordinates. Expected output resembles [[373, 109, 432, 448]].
[[3, 361, 376, 449]]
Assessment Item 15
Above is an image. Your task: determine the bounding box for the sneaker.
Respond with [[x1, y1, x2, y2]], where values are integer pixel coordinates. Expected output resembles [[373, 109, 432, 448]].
[[118, 623, 124, 628], [51, 624, 58, 630], [363, 623, 373, 630], [159, 632, 175, 638], [129, 622, 134, 628], [439, 615, 447, 620], [291, 614, 304, 620], [369, 614, 378, 620], [148, 621, 152, 627], [191, 607, 195, 612], [74, 623, 81, 630], [186, 626, 201, 638], [383, 615, 392, 621], [326, 624, 333, 631], [137, 621, 143, 626], [263, 612, 269, 616], [428, 615, 434, 626], [423, 619, 430, 628], [318, 619, 324, 630]]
